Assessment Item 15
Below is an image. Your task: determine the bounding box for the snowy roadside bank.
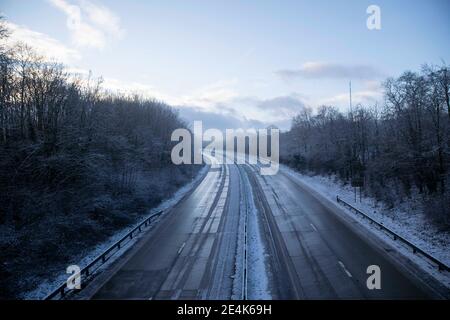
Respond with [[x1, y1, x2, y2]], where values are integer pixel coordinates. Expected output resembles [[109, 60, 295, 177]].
[[232, 166, 271, 300], [281, 165, 450, 288], [23, 165, 208, 300]]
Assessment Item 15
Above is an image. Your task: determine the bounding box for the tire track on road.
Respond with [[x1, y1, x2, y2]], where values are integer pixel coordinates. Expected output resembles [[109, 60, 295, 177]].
[[243, 164, 305, 299]]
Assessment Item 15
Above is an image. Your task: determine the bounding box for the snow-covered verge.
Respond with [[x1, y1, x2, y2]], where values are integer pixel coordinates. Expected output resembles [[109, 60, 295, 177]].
[[245, 176, 271, 299], [232, 166, 271, 300], [282, 165, 450, 288], [22, 165, 208, 300]]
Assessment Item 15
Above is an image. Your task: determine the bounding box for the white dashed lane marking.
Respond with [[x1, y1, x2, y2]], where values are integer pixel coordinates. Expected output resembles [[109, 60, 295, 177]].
[[338, 261, 353, 278], [178, 242, 186, 255]]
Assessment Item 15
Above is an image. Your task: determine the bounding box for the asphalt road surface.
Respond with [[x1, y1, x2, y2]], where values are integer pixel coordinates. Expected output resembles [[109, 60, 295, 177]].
[[87, 161, 448, 300]]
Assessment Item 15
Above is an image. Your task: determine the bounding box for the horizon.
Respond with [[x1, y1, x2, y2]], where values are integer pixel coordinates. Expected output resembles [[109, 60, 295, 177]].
[[1, 0, 450, 131]]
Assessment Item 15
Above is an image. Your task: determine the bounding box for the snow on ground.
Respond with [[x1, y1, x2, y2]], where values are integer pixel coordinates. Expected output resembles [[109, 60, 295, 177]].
[[232, 166, 271, 300], [232, 173, 246, 299], [282, 164, 450, 288], [243, 168, 271, 299], [23, 165, 208, 300]]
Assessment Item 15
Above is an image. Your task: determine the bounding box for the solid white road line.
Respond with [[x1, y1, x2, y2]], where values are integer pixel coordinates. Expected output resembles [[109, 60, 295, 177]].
[[178, 242, 186, 255], [338, 261, 353, 278]]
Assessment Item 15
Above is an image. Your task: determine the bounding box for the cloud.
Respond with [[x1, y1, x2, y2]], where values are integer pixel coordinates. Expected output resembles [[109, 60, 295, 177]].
[[63, 72, 300, 131], [177, 106, 265, 131], [256, 96, 306, 118], [64, 66, 90, 75], [177, 79, 239, 109], [100, 77, 174, 103], [79, 0, 123, 36], [98, 77, 239, 109], [318, 81, 383, 107], [5, 22, 81, 63], [97, 73, 382, 130], [47, 0, 124, 49], [276, 62, 384, 81], [178, 105, 295, 132], [320, 90, 381, 106], [174, 93, 308, 131]]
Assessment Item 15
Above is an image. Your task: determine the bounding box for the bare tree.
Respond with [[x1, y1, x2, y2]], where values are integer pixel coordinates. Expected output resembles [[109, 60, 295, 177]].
[[283, 66, 449, 219]]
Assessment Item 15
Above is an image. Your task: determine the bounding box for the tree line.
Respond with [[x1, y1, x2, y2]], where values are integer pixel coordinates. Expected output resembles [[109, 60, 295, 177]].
[[0, 17, 198, 298], [281, 64, 450, 226], [0, 17, 192, 225]]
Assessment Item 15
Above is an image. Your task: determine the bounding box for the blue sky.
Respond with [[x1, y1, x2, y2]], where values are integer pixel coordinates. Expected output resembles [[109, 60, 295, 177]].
[[1, 0, 449, 130]]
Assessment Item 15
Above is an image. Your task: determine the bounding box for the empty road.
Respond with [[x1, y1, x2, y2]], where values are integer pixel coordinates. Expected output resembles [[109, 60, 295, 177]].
[[86, 160, 448, 300]]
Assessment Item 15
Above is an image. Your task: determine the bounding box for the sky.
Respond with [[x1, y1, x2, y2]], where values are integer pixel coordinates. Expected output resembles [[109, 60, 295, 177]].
[[1, 0, 449, 130]]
